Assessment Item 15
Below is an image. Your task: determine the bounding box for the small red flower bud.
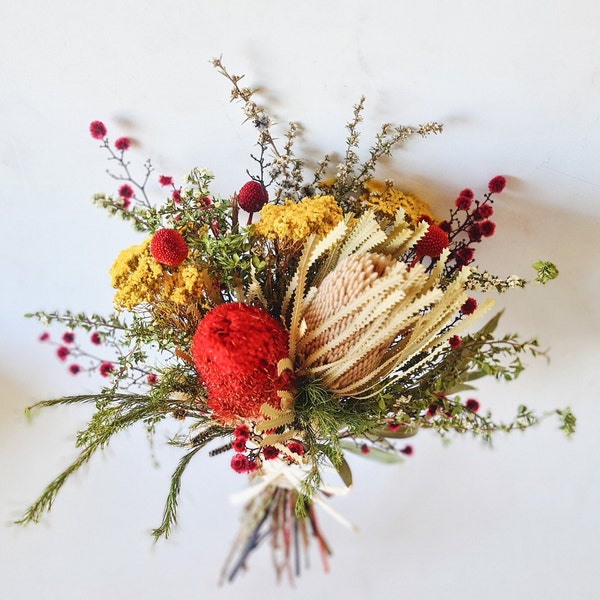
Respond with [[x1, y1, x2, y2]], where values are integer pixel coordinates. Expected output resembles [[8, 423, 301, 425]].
[[488, 175, 506, 194], [39, 332, 50, 342], [460, 297, 478, 315], [89, 120, 107, 139], [466, 398, 480, 412], [449, 335, 461, 349], [114, 137, 130, 151], [99, 361, 114, 377], [56, 346, 69, 361], [361, 443, 370, 454], [230, 453, 250, 473], [231, 438, 247, 452], [262, 446, 280, 460], [62, 332, 75, 344], [69, 364, 81, 375], [400, 445, 413, 456], [119, 184, 134, 199], [90, 332, 102, 345], [159, 175, 173, 187]]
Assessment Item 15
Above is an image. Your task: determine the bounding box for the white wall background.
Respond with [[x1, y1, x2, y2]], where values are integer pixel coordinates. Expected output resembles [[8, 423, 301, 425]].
[[1, 1, 599, 598]]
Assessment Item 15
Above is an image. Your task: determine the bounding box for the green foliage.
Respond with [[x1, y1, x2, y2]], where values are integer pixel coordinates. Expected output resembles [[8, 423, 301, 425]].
[[533, 261, 559, 284]]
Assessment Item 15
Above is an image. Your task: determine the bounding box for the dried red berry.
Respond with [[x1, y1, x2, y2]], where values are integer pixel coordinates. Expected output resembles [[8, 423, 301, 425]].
[[237, 181, 269, 213], [150, 229, 188, 266]]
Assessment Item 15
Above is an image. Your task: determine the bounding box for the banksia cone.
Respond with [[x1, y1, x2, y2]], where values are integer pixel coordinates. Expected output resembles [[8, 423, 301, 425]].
[[191, 303, 293, 424], [298, 252, 397, 393]]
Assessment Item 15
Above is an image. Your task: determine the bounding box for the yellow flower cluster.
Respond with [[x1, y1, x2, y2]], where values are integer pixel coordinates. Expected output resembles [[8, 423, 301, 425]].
[[360, 180, 435, 226], [109, 238, 206, 310], [253, 195, 343, 242]]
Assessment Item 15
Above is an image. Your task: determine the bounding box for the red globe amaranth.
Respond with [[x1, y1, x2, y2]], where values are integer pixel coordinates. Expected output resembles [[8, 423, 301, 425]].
[[191, 303, 293, 424], [488, 175, 506, 194], [237, 180, 269, 213], [114, 137, 130, 151], [89, 120, 107, 139], [413, 224, 449, 262], [150, 228, 188, 266]]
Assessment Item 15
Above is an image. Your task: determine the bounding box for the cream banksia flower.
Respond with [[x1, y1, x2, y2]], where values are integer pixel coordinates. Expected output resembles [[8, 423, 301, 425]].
[[287, 210, 494, 397]]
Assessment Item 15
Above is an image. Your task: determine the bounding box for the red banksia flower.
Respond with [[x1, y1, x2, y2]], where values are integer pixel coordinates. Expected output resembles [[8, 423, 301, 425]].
[[69, 364, 81, 375], [150, 228, 188, 267], [237, 180, 269, 213], [119, 184, 134, 199], [114, 137, 130, 151], [90, 332, 101, 345], [262, 446, 279, 460], [56, 346, 69, 361], [159, 175, 173, 187], [460, 297, 478, 315], [231, 453, 250, 473], [466, 398, 480, 412], [488, 175, 506, 194], [449, 335, 461, 349], [413, 224, 449, 262], [480, 220, 496, 237], [89, 120, 107, 139], [191, 303, 293, 424], [99, 361, 114, 377]]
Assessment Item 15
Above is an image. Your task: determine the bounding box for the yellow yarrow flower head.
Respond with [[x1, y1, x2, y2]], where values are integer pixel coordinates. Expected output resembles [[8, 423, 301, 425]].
[[361, 180, 436, 226], [253, 195, 343, 242], [109, 238, 206, 310]]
